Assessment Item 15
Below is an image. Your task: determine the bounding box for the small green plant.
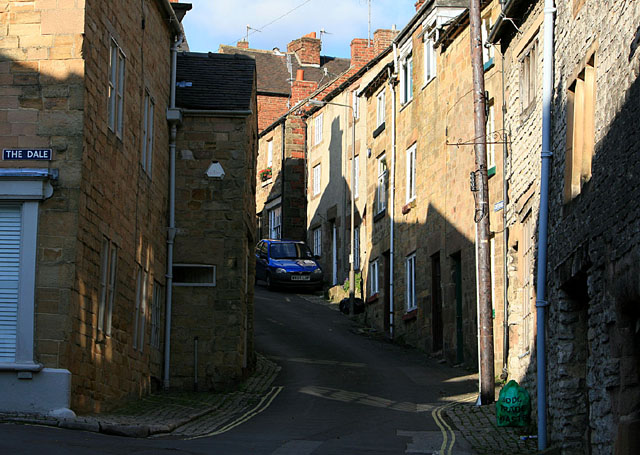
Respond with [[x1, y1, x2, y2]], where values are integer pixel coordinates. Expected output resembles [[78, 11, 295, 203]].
[[343, 271, 362, 294]]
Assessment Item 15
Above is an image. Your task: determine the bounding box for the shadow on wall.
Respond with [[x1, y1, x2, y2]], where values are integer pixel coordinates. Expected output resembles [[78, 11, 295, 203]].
[[535, 64, 640, 452]]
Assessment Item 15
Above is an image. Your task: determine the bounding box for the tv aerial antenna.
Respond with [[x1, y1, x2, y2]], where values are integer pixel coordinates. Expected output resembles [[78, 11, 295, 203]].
[[245, 24, 261, 43]]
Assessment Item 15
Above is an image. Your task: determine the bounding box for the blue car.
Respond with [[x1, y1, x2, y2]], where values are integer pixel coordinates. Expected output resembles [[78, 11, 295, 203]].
[[255, 239, 323, 291]]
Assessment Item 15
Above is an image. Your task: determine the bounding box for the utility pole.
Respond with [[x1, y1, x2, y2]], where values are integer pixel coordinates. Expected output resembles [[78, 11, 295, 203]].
[[469, 0, 495, 405]]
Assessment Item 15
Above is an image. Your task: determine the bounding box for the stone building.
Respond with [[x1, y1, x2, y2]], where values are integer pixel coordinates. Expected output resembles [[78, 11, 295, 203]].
[[304, 47, 394, 289], [0, 0, 257, 416], [169, 51, 257, 391], [491, 0, 640, 452], [347, 0, 506, 373], [251, 30, 397, 244]]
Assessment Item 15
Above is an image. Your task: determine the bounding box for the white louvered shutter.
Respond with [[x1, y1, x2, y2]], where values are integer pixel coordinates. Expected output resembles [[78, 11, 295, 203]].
[[0, 205, 21, 362]]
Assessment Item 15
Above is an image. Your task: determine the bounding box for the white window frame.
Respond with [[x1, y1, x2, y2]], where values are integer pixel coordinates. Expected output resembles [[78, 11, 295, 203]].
[[369, 259, 379, 295], [481, 16, 495, 70], [313, 226, 322, 257], [141, 90, 154, 175], [98, 238, 117, 337], [150, 281, 163, 349], [133, 265, 147, 351], [108, 38, 126, 138], [406, 143, 416, 203], [353, 155, 359, 199], [406, 253, 417, 312], [314, 113, 323, 145], [486, 101, 495, 170], [376, 90, 385, 128], [313, 163, 321, 196], [519, 40, 537, 111], [424, 36, 437, 85], [0, 174, 53, 368], [267, 139, 273, 168], [400, 53, 414, 104], [352, 90, 360, 120], [376, 154, 387, 214], [269, 206, 282, 239]]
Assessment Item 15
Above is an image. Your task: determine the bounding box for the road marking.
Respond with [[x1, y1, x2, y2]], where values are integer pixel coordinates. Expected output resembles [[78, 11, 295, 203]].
[[271, 440, 323, 454], [186, 386, 283, 439], [432, 396, 475, 454]]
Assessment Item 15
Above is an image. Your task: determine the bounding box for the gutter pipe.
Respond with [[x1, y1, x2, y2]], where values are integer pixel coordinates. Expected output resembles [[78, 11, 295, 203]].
[[163, 32, 184, 390], [535, 0, 556, 450], [388, 65, 396, 339]]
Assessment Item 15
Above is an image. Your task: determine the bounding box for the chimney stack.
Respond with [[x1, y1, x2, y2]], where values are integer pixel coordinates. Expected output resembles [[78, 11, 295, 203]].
[[415, 0, 426, 11], [287, 32, 321, 66], [237, 40, 249, 49]]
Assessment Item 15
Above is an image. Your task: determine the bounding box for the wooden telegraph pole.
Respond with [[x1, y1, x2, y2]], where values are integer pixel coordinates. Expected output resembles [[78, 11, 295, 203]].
[[469, 0, 495, 405]]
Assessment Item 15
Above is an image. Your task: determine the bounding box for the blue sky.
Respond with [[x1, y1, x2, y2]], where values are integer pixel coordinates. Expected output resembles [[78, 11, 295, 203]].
[[181, 0, 417, 59]]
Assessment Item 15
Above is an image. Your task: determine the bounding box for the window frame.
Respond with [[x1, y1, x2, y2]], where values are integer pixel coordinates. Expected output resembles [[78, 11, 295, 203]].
[[133, 265, 148, 351], [354, 225, 360, 271], [150, 281, 163, 349], [108, 38, 126, 138], [423, 35, 437, 85], [268, 206, 282, 239], [481, 16, 495, 71], [353, 155, 359, 199], [376, 90, 385, 128], [564, 54, 596, 203], [313, 163, 321, 196], [486, 100, 496, 172], [267, 139, 273, 168], [98, 237, 117, 337], [406, 143, 416, 203], [314, 113, 323, 145], [141, 89, 155, 175], [405, 253, 417, 312], [519, 40, 538, 112], [400, 53, 414, 104], [369, 259, 379, 295], [313, 226, 322, 257], [376, 154, 387, 214]]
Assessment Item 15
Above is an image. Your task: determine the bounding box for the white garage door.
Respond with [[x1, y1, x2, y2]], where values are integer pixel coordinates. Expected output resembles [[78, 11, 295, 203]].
[[0, 205, 21, 363]]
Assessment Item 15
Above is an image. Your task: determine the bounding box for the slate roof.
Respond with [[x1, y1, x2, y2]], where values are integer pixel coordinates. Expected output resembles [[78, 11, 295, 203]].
[[176, 52, 255, 111], [218, 45, 351, 96]]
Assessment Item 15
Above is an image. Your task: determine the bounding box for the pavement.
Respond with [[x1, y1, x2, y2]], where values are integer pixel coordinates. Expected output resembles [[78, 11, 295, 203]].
[[0, 293, 542, 454]]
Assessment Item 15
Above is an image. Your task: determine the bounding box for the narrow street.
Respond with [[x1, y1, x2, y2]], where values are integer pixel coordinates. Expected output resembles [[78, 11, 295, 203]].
[[0, 287, 477, 454]]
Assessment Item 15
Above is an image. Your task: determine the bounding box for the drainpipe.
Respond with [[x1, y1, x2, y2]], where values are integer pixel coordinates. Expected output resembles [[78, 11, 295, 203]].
[[388, 66, 396, 339], [281, 119, 286, 239], [163, 32, 184, 390], [536, 0, 556, 450], [500, 46, 509, 380]]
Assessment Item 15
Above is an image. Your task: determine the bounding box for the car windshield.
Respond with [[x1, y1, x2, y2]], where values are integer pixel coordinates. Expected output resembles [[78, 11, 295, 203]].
[[270, 242, 313, 260]]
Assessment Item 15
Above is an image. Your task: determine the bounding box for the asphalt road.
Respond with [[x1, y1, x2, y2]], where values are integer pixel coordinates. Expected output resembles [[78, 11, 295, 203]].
[[0, 286, 477, 454]]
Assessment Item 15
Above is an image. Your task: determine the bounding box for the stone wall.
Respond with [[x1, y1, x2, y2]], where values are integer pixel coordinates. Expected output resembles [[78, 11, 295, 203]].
[[545, 1, 640, 452], [172, 107, 257, 390], [71, 0, 173, 412]]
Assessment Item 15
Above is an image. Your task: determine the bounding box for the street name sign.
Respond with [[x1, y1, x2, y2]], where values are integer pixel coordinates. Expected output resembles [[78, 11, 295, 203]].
[[3, 149, 52, 160]]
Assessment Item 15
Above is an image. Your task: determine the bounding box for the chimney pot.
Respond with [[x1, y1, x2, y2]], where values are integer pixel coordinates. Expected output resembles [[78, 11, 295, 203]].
[[296, 69, 305, 81]]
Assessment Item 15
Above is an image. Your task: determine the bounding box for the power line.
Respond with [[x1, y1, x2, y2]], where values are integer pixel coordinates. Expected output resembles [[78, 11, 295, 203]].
[[227, 0, 316, 46]]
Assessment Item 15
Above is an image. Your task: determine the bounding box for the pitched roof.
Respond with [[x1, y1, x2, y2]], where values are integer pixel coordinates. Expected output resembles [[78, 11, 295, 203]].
[[176, 52, 255, 111], [218, 45, 351, 96]]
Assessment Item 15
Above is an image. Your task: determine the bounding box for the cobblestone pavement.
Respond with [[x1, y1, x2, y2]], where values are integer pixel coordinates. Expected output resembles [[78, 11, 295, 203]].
[[444, 400, 538, 454], [0, 353, 281, 438]]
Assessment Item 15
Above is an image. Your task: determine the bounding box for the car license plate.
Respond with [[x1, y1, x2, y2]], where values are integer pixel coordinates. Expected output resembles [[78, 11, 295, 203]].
[[291, 275, 310, 281]]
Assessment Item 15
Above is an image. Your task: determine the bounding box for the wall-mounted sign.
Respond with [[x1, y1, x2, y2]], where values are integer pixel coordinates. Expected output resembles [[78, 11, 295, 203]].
[[3, 149, 52, 161], [494, 200, 505, 212]]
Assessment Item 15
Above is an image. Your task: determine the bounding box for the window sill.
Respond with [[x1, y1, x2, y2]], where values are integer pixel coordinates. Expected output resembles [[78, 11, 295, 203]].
[[373, 122, 386, 139], [261, 178, 273, 187], [367, 293, 379, 304], [422, 76, 436, 90], [487, 166, 496, 178], [402, 309, 417, 321], [399, 98, 413, 112], [373, 209, 386, 223], [483, 58, 495, 72]]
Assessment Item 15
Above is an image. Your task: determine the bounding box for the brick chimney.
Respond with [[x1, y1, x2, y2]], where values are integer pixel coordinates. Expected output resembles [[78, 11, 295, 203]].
[[237, 39, 249, 49], [287, 32, 321, 66], [373, 28, 399, 54], [350, 38, 377, 69], [415, 0, 426, 10]]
